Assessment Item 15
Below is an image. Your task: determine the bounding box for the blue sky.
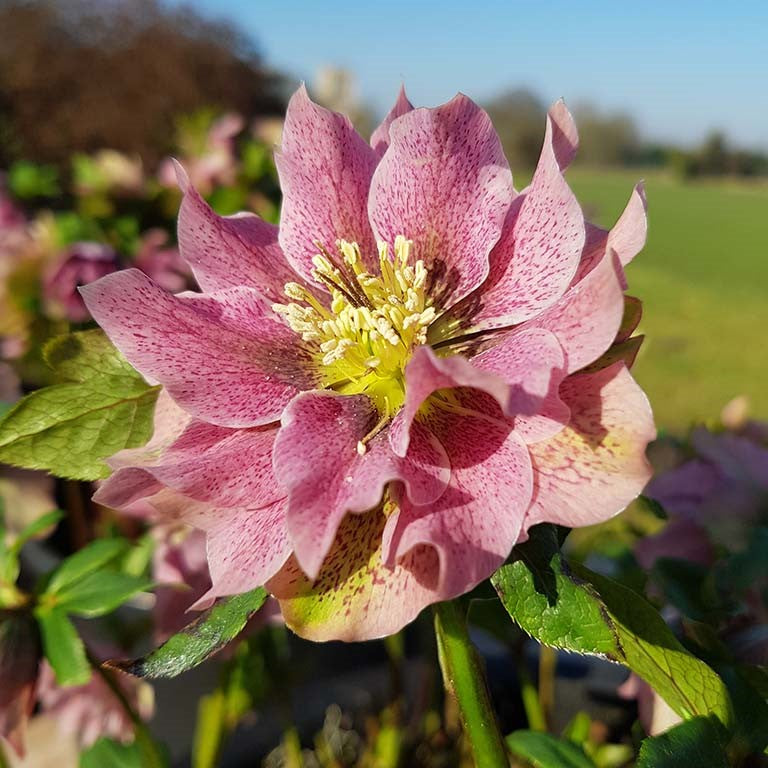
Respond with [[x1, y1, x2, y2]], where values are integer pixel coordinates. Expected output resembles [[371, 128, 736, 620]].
[[184, 0, 767, 149]]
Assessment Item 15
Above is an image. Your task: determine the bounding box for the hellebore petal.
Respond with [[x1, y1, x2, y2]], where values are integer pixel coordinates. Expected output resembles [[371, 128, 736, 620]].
[[175, 162, 298, 300], [389, 345, 529, 457], [470, 327, 570, 443], [574, 183, 647, 282], [467, 105, 585, 329], [81, 270, 320, 427], [276, 85, 378, 281], [520, 250, 625, 373], [269, 505, 444, 642], [523, 362, 655, 532], [369, 93, 514, 308], [273, 391, 449, 580], [370, 85, 414, 159], [192, 499, 292, 604], [383, 407, 533, 599]]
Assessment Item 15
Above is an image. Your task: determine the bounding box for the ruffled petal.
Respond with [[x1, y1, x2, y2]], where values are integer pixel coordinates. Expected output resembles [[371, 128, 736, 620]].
[[276, 85, 378, 281], [389, 344, 531, 457], [175, 162, 298, 300], [470, 327, 570, 443], [520, 250, 625, 374], [523, 363, 655, 532], [368, 94, 514, 308], [370, 85, 414, 159], [273, 391, 449, 579], [384, 407, 533, 598], [268, 504, 444, 641], [81, 269, 319, 427], [466, 104, 584, 329]]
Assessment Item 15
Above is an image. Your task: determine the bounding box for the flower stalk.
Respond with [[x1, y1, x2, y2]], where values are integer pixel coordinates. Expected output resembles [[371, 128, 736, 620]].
[[433, 600, 508, 767]]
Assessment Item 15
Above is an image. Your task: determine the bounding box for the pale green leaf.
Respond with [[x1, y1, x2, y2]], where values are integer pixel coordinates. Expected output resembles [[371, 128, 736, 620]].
[[35, 606, 91, 686], [0, 330, 159, 480], [506, 730, 597, 768], [492, 525, 732, 728], [55, 571, 153, 617], [45, 538, 128, 594]]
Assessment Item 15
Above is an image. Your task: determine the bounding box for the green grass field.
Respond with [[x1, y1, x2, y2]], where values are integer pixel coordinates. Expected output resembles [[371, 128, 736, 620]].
[[564, 168, 768, 431]]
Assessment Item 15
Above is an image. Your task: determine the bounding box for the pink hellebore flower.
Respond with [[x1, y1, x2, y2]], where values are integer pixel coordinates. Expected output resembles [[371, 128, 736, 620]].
[[44, 241, 120, 322], [87, 86, 654, 641], [37, 658, 153, 748]]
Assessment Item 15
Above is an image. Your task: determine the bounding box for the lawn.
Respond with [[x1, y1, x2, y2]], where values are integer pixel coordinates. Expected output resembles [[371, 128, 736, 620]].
[[566, 168, 768, 431]]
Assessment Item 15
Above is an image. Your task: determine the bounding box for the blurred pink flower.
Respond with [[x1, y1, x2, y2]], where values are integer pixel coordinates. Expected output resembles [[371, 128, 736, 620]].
[[44, 242, 120, 322], [158, 113, 243, 195], [37, 658, 153, 749], [87, 85, 654, 641], [618, 673, 681, 736], [133, 229, 191, 294]]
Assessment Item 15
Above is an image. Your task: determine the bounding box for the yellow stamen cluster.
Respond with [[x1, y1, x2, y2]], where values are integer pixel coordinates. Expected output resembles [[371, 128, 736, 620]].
[[273, 236, 435, 415]]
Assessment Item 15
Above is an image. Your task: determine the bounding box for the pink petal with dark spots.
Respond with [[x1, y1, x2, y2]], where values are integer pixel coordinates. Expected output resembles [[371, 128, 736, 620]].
[[81, 269, 319, 427], [276, 85, 378, 281], [520, 250, 625, 374], [384, 406, 532, 600], [368, 94, 514, 308], [175, 162, 298, 300], [469, 107, 584, 329], [389, 344, 536, 457], [192, 498, 292, 604], [523, 363, 655, 532], [273, 391, 449, 580]]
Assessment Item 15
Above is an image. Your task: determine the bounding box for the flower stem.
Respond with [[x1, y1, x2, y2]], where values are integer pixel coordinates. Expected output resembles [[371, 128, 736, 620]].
[[433, 600, 508, 767]]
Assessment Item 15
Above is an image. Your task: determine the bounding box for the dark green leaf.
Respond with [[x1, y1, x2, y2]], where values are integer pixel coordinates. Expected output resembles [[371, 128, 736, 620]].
[[105, 587, 268, 678], [55, 571, 153, 617], [0, 330, 159, 480], [35, 606, 90, 686], [506, 730, 596, 768], [492, 525, 732, 728], [45, 538, 128, 595], [637, 716, 728, 768]]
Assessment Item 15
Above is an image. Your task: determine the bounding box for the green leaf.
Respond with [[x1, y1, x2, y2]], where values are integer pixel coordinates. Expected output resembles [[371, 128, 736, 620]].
[[492, 525, 732, 728], [105, 587, 268, 678], [0, 330, 159, 480], [637, 716, 729, 768], [1, 509, 63, 586], [45, 538, 128, 595], [35, 606, 91, 686], [506, 730, 597, 768], [55, 571, 153, 617], [7, 509, 63, 557], [80, 738, 145, 768]]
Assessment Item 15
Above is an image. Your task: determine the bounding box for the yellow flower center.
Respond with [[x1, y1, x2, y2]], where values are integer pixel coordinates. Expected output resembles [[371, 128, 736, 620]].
[[273, 236, 435, 418]]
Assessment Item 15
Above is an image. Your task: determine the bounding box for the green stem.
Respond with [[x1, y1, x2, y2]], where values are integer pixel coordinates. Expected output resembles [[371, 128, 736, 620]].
[[433, 600, 508, 768], [518, 662, 547, 732], [538, 645, 557, 729]]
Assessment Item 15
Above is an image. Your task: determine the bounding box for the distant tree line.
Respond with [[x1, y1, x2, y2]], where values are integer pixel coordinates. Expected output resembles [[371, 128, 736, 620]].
[[0, 0, 287, 168], [484, 88, 768, 179]]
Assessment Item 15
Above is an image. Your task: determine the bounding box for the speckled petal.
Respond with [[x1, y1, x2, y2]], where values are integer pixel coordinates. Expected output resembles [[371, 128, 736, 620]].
[[175, 162, 298, 300], [471, 328, 571, 443], [268, 504, 444, 641], [276, 85, 378, 281], [468, 106, 584, 329], [523, 363, 655, 532], [273, 391, 449, 580], [574, 183, 647, 282], [81, 269, 319, 427], [384, 406, 533, 598], [368, 94, 514, 308], [370, 85, 414, 159], [389, 344, 531, 457], [520, 251, 625, 374], [193, 498, 292, 603]]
